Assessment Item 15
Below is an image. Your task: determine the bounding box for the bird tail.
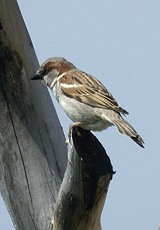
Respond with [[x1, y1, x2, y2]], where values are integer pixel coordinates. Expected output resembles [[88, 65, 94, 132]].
[[112, 117, 144, 148]]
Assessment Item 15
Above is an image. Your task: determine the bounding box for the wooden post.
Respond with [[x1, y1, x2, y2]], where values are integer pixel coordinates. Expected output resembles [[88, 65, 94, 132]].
[[0, 1, 114, 229], [52, 127, 114, 230], [0, 1, 67, 229]]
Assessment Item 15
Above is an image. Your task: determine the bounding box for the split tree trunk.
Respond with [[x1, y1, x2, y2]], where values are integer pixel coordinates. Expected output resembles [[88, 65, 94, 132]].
[[52, 127, 114, 230], [0, 1, 114, 229], [0, 1, 67, 229]]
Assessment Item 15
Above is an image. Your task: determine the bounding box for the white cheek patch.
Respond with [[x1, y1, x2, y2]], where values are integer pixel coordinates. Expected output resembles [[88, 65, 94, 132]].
[[43, 75, 48, 81], [42, 75, 50, 86], [40, 75, 48, 86]]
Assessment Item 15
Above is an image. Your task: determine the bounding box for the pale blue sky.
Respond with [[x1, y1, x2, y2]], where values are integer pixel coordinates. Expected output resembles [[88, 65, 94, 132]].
[[1, 1, 160, 229]]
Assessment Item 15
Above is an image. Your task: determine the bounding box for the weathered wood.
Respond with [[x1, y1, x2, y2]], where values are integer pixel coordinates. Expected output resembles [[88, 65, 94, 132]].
[[52, 127, 114, 230], [0, 1, 67, 229], [0, 1, 114, 229]]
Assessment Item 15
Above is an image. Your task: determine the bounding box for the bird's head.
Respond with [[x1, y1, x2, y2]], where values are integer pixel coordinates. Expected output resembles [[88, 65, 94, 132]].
[[31, 57, 76, 87]]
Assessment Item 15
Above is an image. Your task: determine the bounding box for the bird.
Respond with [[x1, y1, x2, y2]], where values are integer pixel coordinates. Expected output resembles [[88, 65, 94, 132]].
[[31, 57, 144, 148]]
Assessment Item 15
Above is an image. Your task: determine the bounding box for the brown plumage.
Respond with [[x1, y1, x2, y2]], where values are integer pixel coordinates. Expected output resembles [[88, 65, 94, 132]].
[[31, 57, 144, 148]]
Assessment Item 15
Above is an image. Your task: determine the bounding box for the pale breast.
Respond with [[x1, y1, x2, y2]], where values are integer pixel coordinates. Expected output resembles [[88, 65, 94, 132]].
[[52, 82, 113, 131]]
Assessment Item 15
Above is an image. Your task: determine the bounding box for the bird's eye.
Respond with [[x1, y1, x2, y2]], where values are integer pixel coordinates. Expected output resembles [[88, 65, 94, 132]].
[[43, 69, 49, 75]]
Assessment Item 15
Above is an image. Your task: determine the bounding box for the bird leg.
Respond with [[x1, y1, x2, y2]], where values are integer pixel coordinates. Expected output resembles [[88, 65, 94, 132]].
[[68, 122, 86, 137]]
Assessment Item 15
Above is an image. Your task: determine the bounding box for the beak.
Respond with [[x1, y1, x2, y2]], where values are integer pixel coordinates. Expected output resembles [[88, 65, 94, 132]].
[[31, 73, 43, 80]]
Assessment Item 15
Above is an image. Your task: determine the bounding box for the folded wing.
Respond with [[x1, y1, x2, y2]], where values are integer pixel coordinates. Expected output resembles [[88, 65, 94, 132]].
[[59, 70, 129, 115]]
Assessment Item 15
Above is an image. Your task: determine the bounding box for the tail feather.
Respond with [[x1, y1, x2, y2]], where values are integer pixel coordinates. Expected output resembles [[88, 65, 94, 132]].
[[113, 119, 144, 148]]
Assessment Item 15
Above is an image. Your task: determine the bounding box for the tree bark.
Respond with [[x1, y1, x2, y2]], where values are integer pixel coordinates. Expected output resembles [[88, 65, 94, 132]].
[[0, 1, 67, 229], [52, 127, 114, 230], [0, 1, 114, 229]]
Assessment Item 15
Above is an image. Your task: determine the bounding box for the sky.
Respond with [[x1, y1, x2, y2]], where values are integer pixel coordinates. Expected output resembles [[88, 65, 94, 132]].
[[1, 0, 160, 229]]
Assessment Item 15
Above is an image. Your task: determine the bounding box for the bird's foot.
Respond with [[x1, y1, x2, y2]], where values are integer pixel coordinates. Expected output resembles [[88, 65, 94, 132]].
[[68, 122, 84, 137]]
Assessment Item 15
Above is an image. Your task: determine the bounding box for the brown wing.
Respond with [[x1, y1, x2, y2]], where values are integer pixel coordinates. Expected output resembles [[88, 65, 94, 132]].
[[59, 70, 129, 115]]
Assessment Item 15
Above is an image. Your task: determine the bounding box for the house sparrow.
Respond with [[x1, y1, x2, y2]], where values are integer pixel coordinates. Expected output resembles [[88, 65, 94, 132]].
[[31, 57, 144, 148]]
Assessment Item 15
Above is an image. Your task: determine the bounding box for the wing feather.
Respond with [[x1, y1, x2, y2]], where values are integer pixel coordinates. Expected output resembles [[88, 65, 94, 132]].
[[59, 70, 129, 115]]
